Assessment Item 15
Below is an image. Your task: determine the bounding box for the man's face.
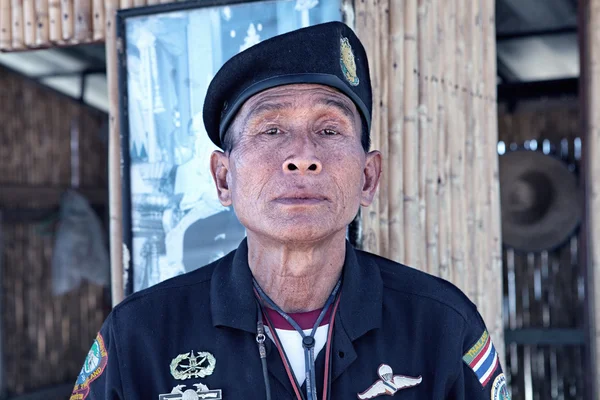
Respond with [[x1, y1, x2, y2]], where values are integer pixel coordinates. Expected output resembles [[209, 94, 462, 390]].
[[210, 84, 381, 243]]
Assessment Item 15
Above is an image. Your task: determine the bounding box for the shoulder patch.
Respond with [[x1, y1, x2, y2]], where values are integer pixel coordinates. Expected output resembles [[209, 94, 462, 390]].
[[462, 330, 499, 387], [70, 333, 109, 400], [491, 373, 511, 400]]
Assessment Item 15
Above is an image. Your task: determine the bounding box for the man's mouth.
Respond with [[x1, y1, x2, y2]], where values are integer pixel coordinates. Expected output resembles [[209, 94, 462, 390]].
[[273, 192, 329, 205]]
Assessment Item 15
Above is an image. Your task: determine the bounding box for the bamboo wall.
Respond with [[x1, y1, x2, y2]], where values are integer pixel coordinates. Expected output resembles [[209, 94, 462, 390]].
[[353, 0, 503, 356], [0, 65, 109, 395], [580, 0, 600, 397], [0, 0, 181, 51]]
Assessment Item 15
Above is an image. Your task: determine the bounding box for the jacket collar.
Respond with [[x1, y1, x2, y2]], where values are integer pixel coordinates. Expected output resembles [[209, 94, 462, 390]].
[[210, 238, 383, 340]]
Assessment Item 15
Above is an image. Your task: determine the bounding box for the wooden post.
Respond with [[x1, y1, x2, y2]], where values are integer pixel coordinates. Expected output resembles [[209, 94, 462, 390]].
[[0, 0, 11, 50], [74, 0, 92, 42], [23, 0, 35, 47], [105, 0, 124, 307], [11, 0, 23, 49], [35, 0, 49, 46], [48, 0, 62, 42], [61, 0, 73, 42], [580, 0, 600, 397]]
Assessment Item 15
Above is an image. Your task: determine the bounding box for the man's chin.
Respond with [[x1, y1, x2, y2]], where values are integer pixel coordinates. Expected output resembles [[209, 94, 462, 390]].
[[251, 223, 343, 245]]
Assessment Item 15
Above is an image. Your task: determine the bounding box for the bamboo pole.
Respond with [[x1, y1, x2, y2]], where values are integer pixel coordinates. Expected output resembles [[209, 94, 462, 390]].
[[482, 0, 503, 362], [403, 0, 420, 268], [0, 0, 11, 50], [147, 0, 159, 4], [479, 0, 490, 323], [462, 0, 476, 302], [35, 0, 49, 46], [416, 0, 428, 272], [23, 0, 35, 46], [11, 0, 23, 49], [437, 0, 452, 282], [74, 0, 92, 42], [49, 0, 61, 42], [133, 0, 146, 7], [471, 0, 484, 312], [355, 0, 380, 254], [120, 0, 131, 9], [377, 0, 390, 258], [469, 0, 484, 321], [370, 0, 382, 255], [92, 0, 103, 40], [105, 0, 124, 307], [425, 0, 439, 277], [450, 0, 467, 293], [388, 0, 404, 263], [61, 0, 73, 41]]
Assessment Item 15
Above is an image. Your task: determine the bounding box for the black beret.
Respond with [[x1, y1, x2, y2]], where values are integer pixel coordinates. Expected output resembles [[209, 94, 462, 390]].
[[203, 21, 372, 149]]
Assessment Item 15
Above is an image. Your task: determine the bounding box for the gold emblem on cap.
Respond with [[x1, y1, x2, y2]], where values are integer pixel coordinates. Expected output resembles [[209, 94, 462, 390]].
[[170, 351, 216, 380], [340, 37, 359, 86]]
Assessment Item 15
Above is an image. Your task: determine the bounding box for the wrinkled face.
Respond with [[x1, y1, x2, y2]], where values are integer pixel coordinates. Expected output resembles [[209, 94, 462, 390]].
[[210, 84, 381, 244]]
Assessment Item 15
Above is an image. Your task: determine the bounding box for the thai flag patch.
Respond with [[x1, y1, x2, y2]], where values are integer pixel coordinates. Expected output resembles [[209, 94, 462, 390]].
[[462, 330, 499, 387]]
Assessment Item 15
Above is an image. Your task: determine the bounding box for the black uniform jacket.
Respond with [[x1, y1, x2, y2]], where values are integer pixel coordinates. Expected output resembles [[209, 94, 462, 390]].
[[72, 239, 506, 400]]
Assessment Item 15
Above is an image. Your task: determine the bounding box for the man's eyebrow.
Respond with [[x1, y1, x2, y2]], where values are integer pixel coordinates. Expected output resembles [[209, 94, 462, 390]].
[[242, 101, 293, 128], [316, 98, 356, 121]]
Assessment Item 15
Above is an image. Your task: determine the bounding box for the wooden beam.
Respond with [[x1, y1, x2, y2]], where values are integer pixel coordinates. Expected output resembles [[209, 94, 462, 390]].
[[580, 0, 600, 398], [105, 0, 123, 307]]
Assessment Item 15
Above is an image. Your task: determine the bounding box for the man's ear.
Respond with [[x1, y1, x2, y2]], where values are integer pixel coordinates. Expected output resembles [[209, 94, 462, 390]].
[[360, 150, 382, 206], [210, 150, 233, 207]]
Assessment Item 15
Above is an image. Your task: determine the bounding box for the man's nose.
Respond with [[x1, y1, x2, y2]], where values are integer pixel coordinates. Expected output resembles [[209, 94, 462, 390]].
[[282, 149, 323, 174]]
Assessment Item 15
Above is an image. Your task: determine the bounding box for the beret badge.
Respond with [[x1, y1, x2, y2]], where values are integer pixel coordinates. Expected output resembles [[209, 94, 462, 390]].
[[340, 36, 359, 87]]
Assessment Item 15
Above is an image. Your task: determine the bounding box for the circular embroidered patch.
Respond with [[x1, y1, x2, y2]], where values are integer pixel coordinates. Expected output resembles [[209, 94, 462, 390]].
[[70, 333, 108, 400], [491, 373, 511, 400]]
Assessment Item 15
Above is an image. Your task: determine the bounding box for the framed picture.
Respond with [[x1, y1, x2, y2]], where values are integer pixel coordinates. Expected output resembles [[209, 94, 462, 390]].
[[117, 0, 344, 295]]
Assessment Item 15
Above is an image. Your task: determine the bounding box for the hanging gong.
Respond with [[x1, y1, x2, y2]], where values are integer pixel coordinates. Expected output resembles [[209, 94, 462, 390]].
[[499, 150, 582, 253]]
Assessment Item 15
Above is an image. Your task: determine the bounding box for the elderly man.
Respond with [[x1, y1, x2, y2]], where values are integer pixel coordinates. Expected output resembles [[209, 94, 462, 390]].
[[72, 22, 509, 400]]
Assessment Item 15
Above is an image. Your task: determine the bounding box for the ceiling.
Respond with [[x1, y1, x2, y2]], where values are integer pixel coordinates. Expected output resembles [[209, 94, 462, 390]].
[[496, 0, 578, 83], [0, 43, 108, 112], [0, 0, 580, 111]]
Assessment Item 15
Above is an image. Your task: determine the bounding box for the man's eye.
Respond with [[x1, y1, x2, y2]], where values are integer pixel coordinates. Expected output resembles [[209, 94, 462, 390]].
[[264, 128, 281, 135], [321, 129, 339, 135]]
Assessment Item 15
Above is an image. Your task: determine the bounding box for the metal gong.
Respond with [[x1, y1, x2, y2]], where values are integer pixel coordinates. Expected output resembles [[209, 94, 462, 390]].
[[499, 150, 582, 253]]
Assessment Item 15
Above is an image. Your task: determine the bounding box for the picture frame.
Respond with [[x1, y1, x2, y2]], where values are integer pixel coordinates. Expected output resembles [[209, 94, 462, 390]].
[[116, 0, 346, 295]]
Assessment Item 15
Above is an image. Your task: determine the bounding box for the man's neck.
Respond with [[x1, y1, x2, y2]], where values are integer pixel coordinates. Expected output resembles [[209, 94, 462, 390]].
[[247, 231, 346, 313]]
